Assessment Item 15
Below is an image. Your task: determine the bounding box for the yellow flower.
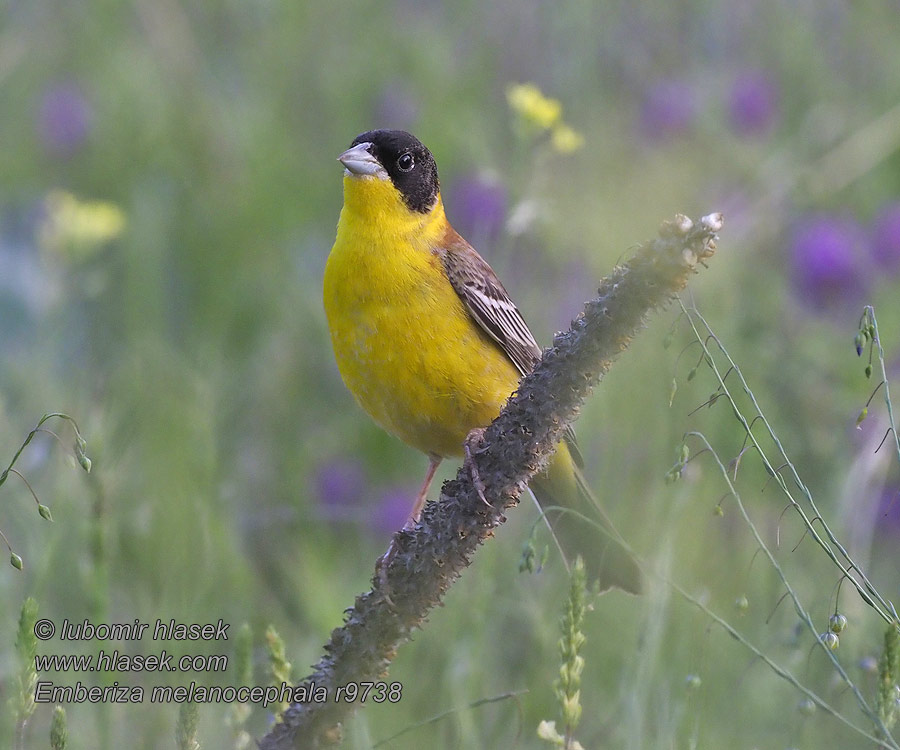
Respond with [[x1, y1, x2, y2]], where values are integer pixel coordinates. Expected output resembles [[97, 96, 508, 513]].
[[506, 83, 562, 130], [39, 190, 126, 261], [551, 124, 584, 153]]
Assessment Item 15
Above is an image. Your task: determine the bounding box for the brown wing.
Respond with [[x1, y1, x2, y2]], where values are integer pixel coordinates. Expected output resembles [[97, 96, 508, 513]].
[[439, 228, 541, 375], [438, 227, 583, 466]]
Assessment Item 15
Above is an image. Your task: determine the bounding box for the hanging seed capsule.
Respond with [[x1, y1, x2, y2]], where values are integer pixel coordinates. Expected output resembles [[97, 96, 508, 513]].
[[829, 613, 848, 633]]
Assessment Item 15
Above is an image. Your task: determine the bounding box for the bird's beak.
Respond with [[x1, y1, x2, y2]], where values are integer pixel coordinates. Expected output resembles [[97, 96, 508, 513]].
[[338, 142, 385, 177]]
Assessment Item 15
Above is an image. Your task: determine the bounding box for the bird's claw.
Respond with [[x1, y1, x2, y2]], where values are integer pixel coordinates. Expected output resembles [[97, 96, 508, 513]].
[[464, 427, 493, 509], [375, 538, 399, 608]]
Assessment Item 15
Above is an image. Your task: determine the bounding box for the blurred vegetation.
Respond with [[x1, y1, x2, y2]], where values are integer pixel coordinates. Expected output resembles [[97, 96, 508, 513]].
[[2, 0, 900, 747]]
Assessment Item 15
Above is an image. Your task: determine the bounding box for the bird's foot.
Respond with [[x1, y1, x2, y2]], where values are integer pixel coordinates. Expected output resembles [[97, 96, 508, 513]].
[[375, 537, 400, 608], [463, 427, 493, 509]]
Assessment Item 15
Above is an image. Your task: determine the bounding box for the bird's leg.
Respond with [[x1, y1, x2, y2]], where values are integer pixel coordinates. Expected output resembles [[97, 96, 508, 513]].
[[376, 454, 442, 599], [463, 427, 492, 508], [402, 453, 442, 529]]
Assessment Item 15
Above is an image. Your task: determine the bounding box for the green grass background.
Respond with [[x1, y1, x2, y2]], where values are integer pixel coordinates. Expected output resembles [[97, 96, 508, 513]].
[[2, 0, 900, 747]]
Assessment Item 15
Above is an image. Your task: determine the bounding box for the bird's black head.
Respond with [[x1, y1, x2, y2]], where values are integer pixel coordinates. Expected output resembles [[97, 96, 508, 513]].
[[348, 130, 440, 214]]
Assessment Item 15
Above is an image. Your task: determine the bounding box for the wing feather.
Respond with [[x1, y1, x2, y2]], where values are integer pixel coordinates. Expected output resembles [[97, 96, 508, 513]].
[[438, 228, 583, 467], [440, 231, 541, 376]]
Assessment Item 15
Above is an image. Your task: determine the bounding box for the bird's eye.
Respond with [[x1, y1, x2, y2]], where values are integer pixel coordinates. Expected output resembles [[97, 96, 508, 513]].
[[397, 152, 415, 172]]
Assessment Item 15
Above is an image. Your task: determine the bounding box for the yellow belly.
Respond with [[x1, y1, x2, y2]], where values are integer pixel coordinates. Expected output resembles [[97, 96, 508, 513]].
[[323, 185, 521, 458]]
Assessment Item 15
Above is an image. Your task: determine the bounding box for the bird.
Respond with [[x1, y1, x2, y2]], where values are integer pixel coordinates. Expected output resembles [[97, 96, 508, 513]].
[[323, 129, 641, 593]]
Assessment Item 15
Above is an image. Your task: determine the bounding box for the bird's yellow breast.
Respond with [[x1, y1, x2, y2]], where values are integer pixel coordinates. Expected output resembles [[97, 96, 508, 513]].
[[323, 175, 521, 458]]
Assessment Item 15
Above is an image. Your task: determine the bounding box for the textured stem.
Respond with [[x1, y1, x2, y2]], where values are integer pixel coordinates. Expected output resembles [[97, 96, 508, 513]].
[[259, 213, 722, 749]]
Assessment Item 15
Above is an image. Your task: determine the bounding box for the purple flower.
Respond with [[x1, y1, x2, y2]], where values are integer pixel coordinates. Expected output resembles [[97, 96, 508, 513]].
[[788, 214, 868, 309], [37, 82, 92, 157], [639, 79, 696, 142], [869, 201, 900, 275], [728, 70, 780, 137], [446, 174, 508, 245], [875, 485, 900, 537], [372, 485, 415, 535], [314, 458, 367, 521]]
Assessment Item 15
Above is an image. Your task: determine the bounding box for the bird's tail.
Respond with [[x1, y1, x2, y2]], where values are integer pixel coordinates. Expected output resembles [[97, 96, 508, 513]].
[[530, 444, 643, 594]]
